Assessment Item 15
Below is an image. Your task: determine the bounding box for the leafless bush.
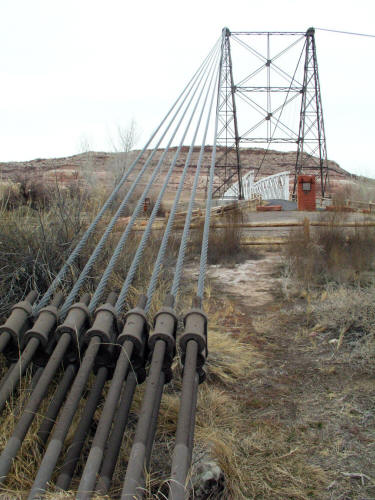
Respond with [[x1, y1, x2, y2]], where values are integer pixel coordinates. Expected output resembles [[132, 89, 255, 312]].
[[190, 211, 260, 265], [332, 178, 375, 206], [285, 214, 375, 286], [0, 181, 97, 318], [311, 286, 375, 371]]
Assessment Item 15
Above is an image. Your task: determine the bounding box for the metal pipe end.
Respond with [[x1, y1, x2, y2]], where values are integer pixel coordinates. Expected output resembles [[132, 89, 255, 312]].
[[106, 292, 118, 307], [25, 290, 38, 305], [51, 292, 65, 308], [163, 294, 175, 308], [80, 293, 91, 306], [192, 296, 202, 309], [137, 295, 147, 310]]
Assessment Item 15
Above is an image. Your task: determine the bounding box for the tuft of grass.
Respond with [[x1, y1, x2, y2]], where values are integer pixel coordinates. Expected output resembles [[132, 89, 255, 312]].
[[285, 212, 375, 287], [189, 210, 260, 266]]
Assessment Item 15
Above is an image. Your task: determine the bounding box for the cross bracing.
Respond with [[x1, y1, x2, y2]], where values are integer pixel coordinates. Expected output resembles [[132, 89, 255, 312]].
[[213, 27, 329, 199]]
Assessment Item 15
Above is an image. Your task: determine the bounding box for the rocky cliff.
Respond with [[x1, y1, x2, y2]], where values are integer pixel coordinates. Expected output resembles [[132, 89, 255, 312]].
[[0, 146, 354, 204]]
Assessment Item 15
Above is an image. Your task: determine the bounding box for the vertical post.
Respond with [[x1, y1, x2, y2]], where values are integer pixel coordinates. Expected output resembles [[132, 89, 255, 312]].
[[303, 217, 310, 241], [226, 29, 244, 199], [293, 28, 329, 199], [212, 27, 243, 199]]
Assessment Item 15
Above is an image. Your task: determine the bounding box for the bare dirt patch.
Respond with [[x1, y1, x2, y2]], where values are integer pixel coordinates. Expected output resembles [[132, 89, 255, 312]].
[[198, 251, 375, 499]]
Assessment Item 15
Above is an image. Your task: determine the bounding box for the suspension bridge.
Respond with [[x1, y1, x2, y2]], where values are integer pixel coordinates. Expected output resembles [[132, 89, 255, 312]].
[[0, 27, 330, 498]]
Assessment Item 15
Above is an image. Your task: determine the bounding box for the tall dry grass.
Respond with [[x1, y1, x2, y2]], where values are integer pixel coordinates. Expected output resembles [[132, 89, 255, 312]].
[[284, 212, 375, 287], [332, 177, 375, 206], [282, 211, 375, 373], [189, 210, 260, 266]]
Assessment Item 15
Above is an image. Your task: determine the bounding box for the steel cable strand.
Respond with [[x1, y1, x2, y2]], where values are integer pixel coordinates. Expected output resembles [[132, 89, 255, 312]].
[[90, 41, 219, 315], [59, 74, 198, 318], [168, 30, 226, 500], [115, 43, 220, 316], [75, 49, 218, 500], [170, 47, 221, 299], [197, 37, 225, 300], [145, 43, 220, 312], [64, 44, 217, 319], [33, 44, 217, 316]]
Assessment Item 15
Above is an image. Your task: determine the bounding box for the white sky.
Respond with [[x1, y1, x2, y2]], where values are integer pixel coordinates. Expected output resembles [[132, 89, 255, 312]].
[[1, 0, 375, 177]]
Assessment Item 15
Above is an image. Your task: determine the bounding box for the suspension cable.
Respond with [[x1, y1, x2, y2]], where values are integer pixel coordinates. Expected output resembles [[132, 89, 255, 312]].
[[115, 42, 221, 314], [33, 44, 215, 315], [84, 42, 219, 316], [145, 46, 220, 311], [170, 52, 220, 300], [58, 43, 216, 319], [196, 31, 226, 300]]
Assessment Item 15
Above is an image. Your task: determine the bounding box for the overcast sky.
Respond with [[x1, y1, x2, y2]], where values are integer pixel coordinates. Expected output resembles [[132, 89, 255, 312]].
[[1, 0, 374, 177]]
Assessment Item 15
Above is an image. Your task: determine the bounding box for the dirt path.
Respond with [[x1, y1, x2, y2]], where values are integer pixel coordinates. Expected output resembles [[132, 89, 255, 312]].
[[203, 252, 375, 499]]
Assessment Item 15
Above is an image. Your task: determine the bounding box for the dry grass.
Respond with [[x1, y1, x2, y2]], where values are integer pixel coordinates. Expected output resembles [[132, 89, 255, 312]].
[[3, 180, 374, 499], [273, 216, 375, 499], [284, 212, 375, 287], [189, 211, 260, 266], [332, 177, 375, 206], [0, 182, 111, 318]]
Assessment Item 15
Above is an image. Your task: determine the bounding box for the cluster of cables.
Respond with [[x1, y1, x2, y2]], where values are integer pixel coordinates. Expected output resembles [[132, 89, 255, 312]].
[[0, 30, 227, 499]]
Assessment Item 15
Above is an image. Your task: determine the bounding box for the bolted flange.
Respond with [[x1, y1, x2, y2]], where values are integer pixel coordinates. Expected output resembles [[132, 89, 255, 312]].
[[0, 291, 38, 345], [23, 293, 64, 348], [179, 308, 208, 369], [117, 306, 149, 359], [55, 294, 91, 347], [148, 306, 177, 362]]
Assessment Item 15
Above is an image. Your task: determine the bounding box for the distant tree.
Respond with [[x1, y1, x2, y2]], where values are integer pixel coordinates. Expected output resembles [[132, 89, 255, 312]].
[[109, 119, 140, 187]]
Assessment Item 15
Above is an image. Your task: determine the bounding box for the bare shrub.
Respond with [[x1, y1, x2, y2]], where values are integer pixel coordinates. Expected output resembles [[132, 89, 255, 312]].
[[0, 181, 22, 208], [188, 210, 260, 265], [310, 286, 375, 371], [0, 184, 95, 319], [285, 214, 375, 286], [332, 177, 375, 206]]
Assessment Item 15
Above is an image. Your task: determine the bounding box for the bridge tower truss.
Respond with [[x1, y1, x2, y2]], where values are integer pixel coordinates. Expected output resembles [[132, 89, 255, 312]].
[[294, 28, 329, 198], [213, 27, 244, 199], [212, 27, 329, 199]]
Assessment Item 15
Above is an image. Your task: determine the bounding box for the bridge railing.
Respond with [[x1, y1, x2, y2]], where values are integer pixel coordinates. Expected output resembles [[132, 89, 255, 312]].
[[222, 170, 290, 201]]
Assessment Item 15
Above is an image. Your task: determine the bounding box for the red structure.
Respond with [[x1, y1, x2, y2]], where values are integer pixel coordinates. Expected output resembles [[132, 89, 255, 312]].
[[297, 175, 316, 211]]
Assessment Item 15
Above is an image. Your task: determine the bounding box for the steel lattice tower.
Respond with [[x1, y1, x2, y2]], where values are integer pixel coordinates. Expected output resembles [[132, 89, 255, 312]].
[[213, 27, 329, 199], [213, 28, 244, 199], [294, 28, 329, 197]]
